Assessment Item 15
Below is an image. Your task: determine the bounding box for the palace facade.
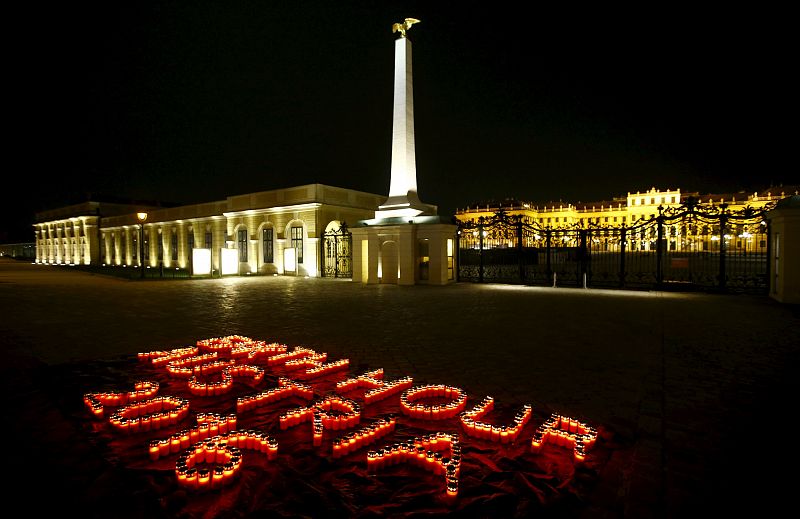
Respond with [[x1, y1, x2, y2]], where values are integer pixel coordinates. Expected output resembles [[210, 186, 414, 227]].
[[34, 184, 384, 277], [456, 186, 799, 253]]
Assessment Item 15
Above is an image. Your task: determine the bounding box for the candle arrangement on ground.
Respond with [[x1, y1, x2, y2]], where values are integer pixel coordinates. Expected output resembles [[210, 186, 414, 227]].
[[84, 334, 603, 511], [148, 412, 238, 460], [337, 369, 413, 404], [187, 362, 264, 396], [108, 395, 190, 433], [280, 395, 361, 446], [83, 380, 159, 418], [236, 377, 315, 413], [174, 430, 278, 491], [138, 346, 199, 366], [400, 384, 467, 420], [367, 432, 462, 498], [331, 415, 397, 458], [530, 414, 598, 461], [459, 396, 532, 443]]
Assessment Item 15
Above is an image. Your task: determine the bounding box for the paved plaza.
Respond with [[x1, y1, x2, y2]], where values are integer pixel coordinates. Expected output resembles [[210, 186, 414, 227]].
[[1, 257, 797, 517]]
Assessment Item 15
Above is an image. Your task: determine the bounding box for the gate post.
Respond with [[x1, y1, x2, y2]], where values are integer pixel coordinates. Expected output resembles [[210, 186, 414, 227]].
[[455, 229, 461, 282], [478, 217, 485, 284], [619, 226, 627, 288], [320, 231, 326, 278], [656, 208, 664, 288], [517, 217, 524, 283], [579, 229, 588, 288], [545, 229, 552, 282], [719, 205, 728, 292]]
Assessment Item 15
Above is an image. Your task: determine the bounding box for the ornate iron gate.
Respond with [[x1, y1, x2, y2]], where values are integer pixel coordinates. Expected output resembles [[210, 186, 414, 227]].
[[321, 224, 353, 278], [457, 199, 773, 293]]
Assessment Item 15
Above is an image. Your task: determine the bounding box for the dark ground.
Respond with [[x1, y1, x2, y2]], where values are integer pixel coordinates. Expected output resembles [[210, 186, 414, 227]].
[[1, 258, 797, 518]]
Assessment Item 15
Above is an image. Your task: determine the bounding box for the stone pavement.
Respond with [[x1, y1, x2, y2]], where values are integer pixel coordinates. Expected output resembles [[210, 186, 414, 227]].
[[1, 258, 797, 517]]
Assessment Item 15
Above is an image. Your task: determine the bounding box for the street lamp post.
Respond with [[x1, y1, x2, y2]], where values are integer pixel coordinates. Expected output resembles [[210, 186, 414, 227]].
[[137, 212, 148, 279]]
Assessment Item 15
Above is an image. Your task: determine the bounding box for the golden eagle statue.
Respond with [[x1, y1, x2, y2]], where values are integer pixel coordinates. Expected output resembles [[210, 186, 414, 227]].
[[392, 18, 420, 38]]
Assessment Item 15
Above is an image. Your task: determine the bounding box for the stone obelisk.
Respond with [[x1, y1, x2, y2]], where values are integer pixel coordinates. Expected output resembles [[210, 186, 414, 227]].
[[376, 18, 436, 219]]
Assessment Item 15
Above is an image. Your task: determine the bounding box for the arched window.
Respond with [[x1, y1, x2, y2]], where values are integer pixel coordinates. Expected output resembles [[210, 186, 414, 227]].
[[263, 227, 274, 263], [238, 229, 248, 262], [291, 226, 303, 264]]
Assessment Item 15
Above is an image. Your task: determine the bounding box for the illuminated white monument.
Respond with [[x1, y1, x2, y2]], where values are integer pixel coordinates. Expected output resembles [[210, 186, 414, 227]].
[[351, 19, 457, 285], [375, 18, 437, 219]]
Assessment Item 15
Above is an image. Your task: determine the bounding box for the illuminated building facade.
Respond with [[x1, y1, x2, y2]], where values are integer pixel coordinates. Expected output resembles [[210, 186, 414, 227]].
[[456, 186, 799, 254], [34, 184, 384, 278]]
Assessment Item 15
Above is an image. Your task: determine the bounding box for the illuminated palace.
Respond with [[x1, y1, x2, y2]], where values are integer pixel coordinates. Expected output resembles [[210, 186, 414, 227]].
[[33, 184, 384, 277], [456, 186, 799, 252]]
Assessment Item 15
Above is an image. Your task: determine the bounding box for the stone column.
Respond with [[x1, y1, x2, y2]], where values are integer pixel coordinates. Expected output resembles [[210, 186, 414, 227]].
[[376, 33, 436, 218]]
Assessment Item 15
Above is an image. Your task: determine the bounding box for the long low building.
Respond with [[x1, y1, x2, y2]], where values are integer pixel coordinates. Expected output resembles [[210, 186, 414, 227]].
[[34, 184, 384, 278]]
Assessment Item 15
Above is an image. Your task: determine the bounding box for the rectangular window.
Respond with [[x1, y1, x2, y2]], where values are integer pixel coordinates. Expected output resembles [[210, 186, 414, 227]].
[[171, 233, 178, 261], [291, 226, 303, 263], [238, 229, 248, 262], [604, 217, 609, 223], [671, 196, 676, 204], [158, 237, 163, 264], [641, 198, 645, 205], [263, 228, 274, 263], [121, 236, 126, 262], [651, 198, 655, 204], [205, 231, 212, 249], [188, 231, 194, 251]]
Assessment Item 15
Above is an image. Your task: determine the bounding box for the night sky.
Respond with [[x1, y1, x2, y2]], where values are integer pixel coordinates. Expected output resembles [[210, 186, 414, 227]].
[[5, 2, 794, 242]]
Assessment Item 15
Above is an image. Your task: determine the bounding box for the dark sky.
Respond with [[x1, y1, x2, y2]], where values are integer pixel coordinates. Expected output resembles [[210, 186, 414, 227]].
[[5, 2, 794, 242]]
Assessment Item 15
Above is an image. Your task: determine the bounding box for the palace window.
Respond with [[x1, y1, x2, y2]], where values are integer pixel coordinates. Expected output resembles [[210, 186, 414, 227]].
[[238, 229, 248, 262], [205, 231, 212, 249], [171, 232, 178, 261], [188, 231, 194, 251], [263, 228, 274, 263], [291, 226, 304, 264]]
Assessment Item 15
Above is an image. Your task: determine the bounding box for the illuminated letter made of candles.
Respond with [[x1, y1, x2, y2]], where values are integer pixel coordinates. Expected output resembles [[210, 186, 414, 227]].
[[166, 353, 220, 378], [175, 430, 278, 491], [331, 415, 397, 458], [280, 396, 361, 447], [285, 352, 350, 379], [530, 414, 598, 462], [459, 397, 532, 443], [83, 380, 159, 418], [187, 362, 265, 397], [197, 335, 288, 361], [149, 412, 238, 461], [400, 385, 468, 420], [108, 395, 190, 433], [138, 346, 199, 366], [336, 369, 414, 404], [367, 432, 462, 498], [236, 377, 314, 413]]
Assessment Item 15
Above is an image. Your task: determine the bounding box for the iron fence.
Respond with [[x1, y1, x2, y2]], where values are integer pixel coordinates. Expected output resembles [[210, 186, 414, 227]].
[[457, 199, 773, 293]]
